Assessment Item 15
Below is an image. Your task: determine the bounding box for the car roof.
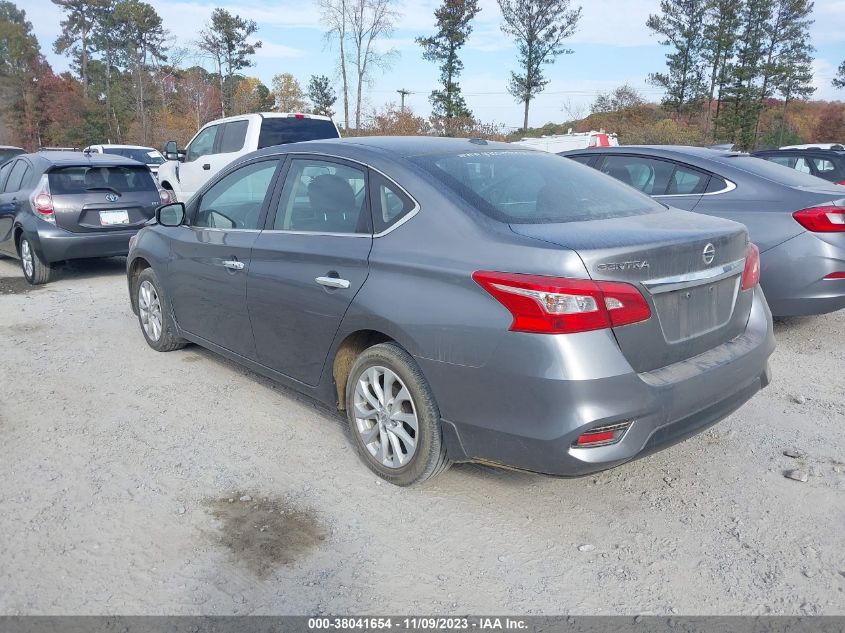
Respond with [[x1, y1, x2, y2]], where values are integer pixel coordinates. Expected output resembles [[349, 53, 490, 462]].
[[561, 145, 744, 159], [246, 136, 522, 161], [25, 151, 146, 167], [0, 145, 24, 150], [88, 144, 157, 150]]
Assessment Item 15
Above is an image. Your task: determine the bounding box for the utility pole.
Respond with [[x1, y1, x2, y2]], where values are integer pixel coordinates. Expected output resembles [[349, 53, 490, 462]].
[[397, 89, 410, 112]]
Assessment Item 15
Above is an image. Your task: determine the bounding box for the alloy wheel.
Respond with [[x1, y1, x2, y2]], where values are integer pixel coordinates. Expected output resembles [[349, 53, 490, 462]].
[[20, 239, 33, 279], [353, 366, 419, 469], [138, 280, 163, 341]]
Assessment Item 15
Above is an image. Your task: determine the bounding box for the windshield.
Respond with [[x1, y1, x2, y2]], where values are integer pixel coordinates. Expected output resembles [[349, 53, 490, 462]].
[[257, 118, 340, 149], [48, 166, 158, 194], [101, 148, 165, 165], [412, 150, 665, 224]]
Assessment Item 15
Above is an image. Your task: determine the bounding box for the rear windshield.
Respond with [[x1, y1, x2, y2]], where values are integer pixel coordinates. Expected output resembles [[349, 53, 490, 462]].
[[411, 150, 665, 224], [257, 118, 340, 149], [48, 166, 157, 194], [714, 154, 834, 187], [101, 148, 165, 165]]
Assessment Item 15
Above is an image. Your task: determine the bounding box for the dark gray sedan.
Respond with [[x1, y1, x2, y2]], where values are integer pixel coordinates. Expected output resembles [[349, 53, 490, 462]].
[[562, 146, 845, 317], [127, 138, 774, 485]]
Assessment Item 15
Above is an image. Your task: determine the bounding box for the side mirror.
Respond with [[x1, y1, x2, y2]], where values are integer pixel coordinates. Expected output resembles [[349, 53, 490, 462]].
[[163, 140, 181, 161], [156, 202, 186, 227]]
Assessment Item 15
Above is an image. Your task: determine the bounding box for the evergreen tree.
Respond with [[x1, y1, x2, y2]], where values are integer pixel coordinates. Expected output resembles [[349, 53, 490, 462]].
[[416, 0, 480, 122], [307, 75, 337, 117], [646, 0, 709, 117], [197, 9, 262, 117], [52, 0, 108, 98], [498, 0, 582, 132]]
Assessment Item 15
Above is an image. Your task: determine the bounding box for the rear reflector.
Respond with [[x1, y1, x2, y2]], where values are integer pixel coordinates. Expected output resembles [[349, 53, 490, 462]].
[[574, 421, 632, 447], [741, 242, 761, 290], [824, 272, 845, 279], [793, 205, 845, 232], [472, 271, 651, 334]]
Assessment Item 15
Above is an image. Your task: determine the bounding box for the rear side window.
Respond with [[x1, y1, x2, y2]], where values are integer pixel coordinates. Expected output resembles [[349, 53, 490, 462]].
[[48, 166, 157, 194], [5, 160, 30, 193], [810, 156, 841, 176], [370, 172, 415, 232], [0, 161, 14, 191], [257, 118, 340, 149], [667, 164, 710, 195], [413, 150, 664, 224], [599, 155, 674, 195], [566, 154, 595, 166], [219, 121, 248, 153]]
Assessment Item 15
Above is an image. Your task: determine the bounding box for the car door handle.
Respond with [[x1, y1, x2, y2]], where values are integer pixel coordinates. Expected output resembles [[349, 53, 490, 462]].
[[203, 163, 211, 170], [222, 260, 245, 271], [315, 276, 350, 289]]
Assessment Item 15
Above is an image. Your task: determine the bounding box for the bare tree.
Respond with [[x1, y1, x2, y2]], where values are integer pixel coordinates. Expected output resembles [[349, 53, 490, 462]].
[[319, 0, 351, 130], [346, 0, 399, 131]]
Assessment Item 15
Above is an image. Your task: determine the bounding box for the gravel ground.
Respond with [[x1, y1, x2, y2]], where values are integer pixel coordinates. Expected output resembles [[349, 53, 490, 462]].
[[0, 256, 843, 615]]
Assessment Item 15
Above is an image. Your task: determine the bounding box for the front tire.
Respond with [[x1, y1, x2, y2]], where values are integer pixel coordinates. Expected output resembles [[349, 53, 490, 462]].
[[135, 267, 186, 352], [345, 342, 451, 486], [19, 236, 53, 285]]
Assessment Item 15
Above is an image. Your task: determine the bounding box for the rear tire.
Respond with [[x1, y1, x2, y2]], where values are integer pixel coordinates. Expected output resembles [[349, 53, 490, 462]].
[[19, 236, 53, 285], [135, 267, 187, 352], [345, 342, 451, 486]]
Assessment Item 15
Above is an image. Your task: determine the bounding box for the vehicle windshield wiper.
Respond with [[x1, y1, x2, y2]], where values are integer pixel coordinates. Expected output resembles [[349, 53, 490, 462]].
[[85, 186, 122, 196]]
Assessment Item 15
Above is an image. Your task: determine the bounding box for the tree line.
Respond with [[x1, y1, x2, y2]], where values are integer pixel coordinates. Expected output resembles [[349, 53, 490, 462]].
[[0, 0, 842, 151]]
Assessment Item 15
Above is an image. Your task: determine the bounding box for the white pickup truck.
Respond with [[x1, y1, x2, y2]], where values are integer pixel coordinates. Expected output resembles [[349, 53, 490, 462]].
[[158, 112, 341, 202]]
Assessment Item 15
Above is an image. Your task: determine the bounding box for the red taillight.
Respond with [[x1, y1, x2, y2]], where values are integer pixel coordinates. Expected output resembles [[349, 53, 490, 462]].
[[29, 175, 55, 224], [838, 180, 845, 186], [472, 271, 651, 334], [741, 242, 760, 290], [793, 205, 845, 232], [576, 430, 615, 445], [824, 272, 845, 279]]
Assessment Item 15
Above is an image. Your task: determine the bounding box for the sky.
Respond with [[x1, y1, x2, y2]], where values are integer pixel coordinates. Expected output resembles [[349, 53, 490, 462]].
[[23, 0, 845, 131]]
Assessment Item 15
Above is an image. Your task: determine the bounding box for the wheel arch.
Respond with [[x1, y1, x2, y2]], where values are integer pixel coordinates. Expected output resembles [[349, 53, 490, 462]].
[[127, 256, 152, 314], [331, 329, 397, 410]]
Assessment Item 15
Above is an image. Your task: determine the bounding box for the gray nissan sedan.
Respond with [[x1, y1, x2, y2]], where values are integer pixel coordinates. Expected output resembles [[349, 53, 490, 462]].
[[127, 137, 775, 485]]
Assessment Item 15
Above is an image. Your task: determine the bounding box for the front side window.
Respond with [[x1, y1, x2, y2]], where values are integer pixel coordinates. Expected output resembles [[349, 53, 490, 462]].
[[273, 159, 369, 234], [186, 125, 219, 162], [599, 155, 675, 195], [413, 150, 664, 224], [194, 160, 278, 230]]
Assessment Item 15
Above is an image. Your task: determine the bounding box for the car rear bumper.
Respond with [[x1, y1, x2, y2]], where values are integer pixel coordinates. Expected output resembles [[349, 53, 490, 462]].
[[761, 231, 845, 316], [36, 224, 140, 262], [424, 285, 776, 477]]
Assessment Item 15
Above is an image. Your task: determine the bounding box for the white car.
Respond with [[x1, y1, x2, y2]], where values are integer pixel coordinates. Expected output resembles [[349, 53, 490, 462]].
[[780, 143, 844, 150], [158, 112, 341, 202], [512, 130, 618, 153], [83, 144, 166, 177]]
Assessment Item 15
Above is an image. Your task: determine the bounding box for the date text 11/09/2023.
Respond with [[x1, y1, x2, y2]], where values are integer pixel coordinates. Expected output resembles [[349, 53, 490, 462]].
[[307, 617, 529, 630]]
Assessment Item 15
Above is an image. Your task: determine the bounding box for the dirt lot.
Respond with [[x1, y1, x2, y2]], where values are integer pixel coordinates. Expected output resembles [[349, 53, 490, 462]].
[[0, 256, 843, 615]]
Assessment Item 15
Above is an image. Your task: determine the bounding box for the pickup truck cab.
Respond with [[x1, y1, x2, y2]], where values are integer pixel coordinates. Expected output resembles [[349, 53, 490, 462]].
[[158, 112, 340, 202]]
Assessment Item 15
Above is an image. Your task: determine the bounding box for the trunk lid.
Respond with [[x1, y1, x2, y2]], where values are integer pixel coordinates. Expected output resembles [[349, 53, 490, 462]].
[[510, 209, 752, 372], [48, 165, 160, 233]]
